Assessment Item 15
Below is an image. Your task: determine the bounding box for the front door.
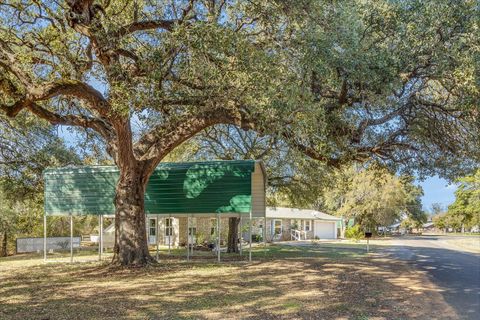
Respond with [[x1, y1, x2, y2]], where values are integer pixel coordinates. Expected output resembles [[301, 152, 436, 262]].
[[148, 217, 157, 245]]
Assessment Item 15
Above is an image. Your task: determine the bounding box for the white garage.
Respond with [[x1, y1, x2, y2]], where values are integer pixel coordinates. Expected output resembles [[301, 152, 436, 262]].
[[314, 221, 337, 239]]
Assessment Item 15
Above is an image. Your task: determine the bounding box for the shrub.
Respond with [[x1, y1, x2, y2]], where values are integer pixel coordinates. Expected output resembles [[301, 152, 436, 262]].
[[345, 225, 363, 241], [251, 234, 263, 242]]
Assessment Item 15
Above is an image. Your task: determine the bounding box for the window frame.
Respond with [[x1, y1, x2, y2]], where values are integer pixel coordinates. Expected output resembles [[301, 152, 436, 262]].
[[149, 218, 157, 236], [273, 219, 283, 235], [165, 218, 173, 236], [304, 220, 312, 232]]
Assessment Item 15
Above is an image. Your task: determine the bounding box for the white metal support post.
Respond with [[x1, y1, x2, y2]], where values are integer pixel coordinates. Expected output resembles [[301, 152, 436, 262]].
[[99, 215, 103, 260], [187, 216, 190, 261], [190, 214, 194, 258], [249, 210, 252, 262], [217, 214, 220, 262], [263, 216, 267, 257], [168, 215, 171, 254], [70, 214, 73, 263], [43, 214, 47, 262], [156, 214, 159, 261], [98, 215, 101, 261], [165, 215, 173, 254], [239, 214, 242, 256]]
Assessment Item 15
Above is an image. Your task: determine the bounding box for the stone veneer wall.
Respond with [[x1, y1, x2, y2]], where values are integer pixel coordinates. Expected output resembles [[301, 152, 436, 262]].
[[222, 217, 315, 243], [177, 217, 230, 246]]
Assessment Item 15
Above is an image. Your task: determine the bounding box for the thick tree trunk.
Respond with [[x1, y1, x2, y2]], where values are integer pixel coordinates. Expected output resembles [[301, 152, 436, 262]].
[[0, 232, 7, 257], [112, 167, 154, 266], [227, 217, 240, 253]]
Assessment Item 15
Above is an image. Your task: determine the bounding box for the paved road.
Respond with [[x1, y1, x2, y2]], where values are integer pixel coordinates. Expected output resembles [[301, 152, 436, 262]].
[[380, 235, 480, 320]]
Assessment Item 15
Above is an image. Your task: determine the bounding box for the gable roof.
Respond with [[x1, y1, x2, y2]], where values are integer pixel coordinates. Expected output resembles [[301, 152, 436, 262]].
[[266, 207, 341, 220]]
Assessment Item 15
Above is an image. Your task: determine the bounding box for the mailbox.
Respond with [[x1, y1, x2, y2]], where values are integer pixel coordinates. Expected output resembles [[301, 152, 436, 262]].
[[364, 232, 372, 238]]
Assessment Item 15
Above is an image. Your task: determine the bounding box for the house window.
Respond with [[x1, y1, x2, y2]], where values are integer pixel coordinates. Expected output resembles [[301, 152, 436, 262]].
[[165, 218, 173, 236], [149, 218, 156, 236], [304, 220, 312, 232], [273, 220, 283, 235], [189, 218, 197, 236]]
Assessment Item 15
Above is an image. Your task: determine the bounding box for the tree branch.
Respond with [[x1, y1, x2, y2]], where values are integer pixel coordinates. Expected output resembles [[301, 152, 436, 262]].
[[0, 79, 108, 118], [114, 20, 177, 37]]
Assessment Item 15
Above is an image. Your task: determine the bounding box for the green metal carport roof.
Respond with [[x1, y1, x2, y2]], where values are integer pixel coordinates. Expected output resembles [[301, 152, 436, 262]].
[[44, 160, 266, 217]]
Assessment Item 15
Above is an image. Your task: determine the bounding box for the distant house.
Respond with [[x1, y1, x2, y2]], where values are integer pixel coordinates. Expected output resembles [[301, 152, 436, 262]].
[[259, 207, 342, 241], [422, 222, 435, 231], [387, 222, 402, 234]]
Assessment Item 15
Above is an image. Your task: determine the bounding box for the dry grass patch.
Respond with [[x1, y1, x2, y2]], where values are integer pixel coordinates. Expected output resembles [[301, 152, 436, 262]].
[[0, 245, 457, 319]]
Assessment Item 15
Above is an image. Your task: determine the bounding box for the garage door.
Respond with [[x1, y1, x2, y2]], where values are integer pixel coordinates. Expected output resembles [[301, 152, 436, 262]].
[[314, 221, 336, 239]]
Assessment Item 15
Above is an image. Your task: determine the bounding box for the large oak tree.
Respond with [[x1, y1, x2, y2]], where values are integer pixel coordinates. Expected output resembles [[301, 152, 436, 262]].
[[1, 0, 478, 265]]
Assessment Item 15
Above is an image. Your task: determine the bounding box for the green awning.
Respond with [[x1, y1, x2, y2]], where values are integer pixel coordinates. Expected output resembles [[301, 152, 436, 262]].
[[44, 160, 262, 216]]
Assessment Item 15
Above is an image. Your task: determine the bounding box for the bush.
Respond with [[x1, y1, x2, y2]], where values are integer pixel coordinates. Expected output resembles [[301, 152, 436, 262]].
[[345, 225, 363, 241], [251, 234, 263, 242]]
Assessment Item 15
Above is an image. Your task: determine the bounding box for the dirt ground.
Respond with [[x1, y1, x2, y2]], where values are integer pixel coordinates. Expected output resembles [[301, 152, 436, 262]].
[[0, 244, 459, 320]]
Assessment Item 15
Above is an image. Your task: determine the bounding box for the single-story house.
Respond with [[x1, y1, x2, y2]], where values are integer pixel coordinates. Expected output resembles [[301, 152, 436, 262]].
[[97, 206, 342, 248], [259, 207, 342, 241]]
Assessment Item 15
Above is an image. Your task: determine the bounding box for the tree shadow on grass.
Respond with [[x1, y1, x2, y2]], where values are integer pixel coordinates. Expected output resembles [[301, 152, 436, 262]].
[[0, 244, 473, 320]]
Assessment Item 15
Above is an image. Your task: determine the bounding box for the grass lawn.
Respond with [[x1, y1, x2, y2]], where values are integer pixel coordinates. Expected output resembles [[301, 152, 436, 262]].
[[440, 236, 480, 253], [0, 244, 457, 320]]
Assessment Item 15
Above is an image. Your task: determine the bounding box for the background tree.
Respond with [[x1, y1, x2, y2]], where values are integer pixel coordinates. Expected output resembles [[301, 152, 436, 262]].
[[322, 165, 425, 232], [1, 1, 478, 265], [401, 176, 428, 225], [0, 190, 16, 256], [433, 213, 448, 233], [0, 115, 80, 255], [446, 170, 480, 232], [430, 203, 445, 217]]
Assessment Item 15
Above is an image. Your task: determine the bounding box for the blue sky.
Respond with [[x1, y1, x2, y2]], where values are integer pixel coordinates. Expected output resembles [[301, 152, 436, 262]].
[[419, 176, 456, 212]]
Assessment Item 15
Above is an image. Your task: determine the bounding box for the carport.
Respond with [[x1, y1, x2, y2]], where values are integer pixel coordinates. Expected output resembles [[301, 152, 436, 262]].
[[43, 160, 266, 262]]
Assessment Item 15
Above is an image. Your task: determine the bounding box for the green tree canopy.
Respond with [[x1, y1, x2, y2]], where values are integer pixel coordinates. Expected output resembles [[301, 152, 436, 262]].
[[0, 115, 81, 255], [447, 169, 480, 229], [321, 165, 425, 230]]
